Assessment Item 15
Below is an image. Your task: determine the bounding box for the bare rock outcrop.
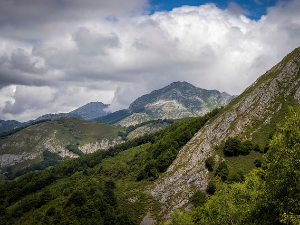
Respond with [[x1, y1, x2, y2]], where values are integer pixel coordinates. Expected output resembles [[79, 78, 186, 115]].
[[79, 137, 123, 154]]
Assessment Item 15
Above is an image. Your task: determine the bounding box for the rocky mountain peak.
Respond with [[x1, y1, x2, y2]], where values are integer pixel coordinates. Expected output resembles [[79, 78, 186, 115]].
[[71, 102, 110, 120], [128, 81, 233, 113]]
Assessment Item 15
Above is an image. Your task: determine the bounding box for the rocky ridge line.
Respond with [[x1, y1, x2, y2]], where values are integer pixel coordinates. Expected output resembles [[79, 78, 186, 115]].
[[150, 47, 300, 218]]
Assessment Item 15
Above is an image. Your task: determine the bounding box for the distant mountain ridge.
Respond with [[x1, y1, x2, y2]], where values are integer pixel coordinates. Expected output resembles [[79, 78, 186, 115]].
[[129, 81, 233, 113], [70, 102, 110, 120], [36, 102, 110, 121], [0, 120, 29, 133], [1, 82, 234, 132], [111, 81, 235, 126], [0, 102, 111, 133]]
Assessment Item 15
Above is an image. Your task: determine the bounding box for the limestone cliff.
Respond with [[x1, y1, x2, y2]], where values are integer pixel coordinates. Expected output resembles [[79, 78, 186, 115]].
[[151, 47, 300, 218]]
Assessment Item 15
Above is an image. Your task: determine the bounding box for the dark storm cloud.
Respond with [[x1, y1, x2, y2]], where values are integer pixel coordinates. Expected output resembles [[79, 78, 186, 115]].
[[73, 27, 121, 56], [0, 0, 148, 26], [10, 48, 45, 74]]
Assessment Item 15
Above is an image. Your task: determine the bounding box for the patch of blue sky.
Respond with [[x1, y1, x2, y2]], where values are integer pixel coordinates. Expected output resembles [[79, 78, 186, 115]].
[[149, 0, 281, 20]]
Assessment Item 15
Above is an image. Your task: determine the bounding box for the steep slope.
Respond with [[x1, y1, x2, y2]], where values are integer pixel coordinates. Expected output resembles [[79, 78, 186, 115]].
[[116, 81, 234, 126], [151, 47, 300, 218], [0, 118, 123, 177]]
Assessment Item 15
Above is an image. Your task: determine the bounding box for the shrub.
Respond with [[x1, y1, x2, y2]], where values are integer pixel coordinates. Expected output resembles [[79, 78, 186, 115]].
[[192, 190, 206, 207], [223, 137, 241, 156], [215, 161, 229, 181], [205, 156, 215, 171], [254, 159, 262, 167], [227, 171, 244, 183], [240, 140, 254, 155], [206, 181, 217, 195]]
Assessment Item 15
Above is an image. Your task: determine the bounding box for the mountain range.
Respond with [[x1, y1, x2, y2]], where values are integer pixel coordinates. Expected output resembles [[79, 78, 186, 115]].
[[1, 46, 300, 223], [96, 81, 235, 126], [0, 102, 110, 133], [0, 81, 233, 178], [0, 82, 234, 132]]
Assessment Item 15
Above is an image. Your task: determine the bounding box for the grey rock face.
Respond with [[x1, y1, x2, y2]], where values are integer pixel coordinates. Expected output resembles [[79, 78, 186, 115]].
[[129, 81, 234, 113], [71, 102, 110, 120], [151, 47, 300, 218], [140, 212, 156, 225], [79, 137, 123, 154], [0, 153, 38, 167], [118, 82, 234, 126]]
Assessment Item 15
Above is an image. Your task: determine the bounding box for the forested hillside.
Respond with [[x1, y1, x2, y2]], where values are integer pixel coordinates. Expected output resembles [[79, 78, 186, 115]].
[[0, 109, 222, 224]]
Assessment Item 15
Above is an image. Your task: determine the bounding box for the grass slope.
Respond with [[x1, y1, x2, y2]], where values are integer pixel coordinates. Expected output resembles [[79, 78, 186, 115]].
[[0, 118, 123, 181]]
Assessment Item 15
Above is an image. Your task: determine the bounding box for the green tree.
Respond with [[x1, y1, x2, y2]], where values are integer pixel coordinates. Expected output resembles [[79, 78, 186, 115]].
[[227, 171, 244, 183], [258, 108, 300, 223], [206, 181, 217, 195], [215, 161, 229, 181], [205, 156, 215, 171], [192, 190, 206, 208], [223, 137, 241, 156], [193, 169, 265, 225], [168, 210, 194, 225], [240, 140, 254, 155], [67, 190, 87, 207]]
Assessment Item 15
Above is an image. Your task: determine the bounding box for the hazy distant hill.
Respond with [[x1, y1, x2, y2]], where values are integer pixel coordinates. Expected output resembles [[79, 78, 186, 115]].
[[0, 120, 29, 133], [0, 102, 111, 133]]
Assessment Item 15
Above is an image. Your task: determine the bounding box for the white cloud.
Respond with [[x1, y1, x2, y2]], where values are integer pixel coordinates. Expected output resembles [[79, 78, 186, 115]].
[[0, 85, 114, 122], [0, 0, 300, 121]]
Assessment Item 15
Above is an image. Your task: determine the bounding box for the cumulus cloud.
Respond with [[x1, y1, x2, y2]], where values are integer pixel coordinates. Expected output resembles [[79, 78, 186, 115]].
[[0, 0, 300, 121], [1, 85, 114, 122], [227, 2, 251, 16]]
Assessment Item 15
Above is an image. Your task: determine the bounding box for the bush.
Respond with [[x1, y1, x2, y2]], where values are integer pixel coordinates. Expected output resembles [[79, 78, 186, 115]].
[[205, 156, 215, 171], [223, 137, 241, 156], [66, 144, 84, 156], [192, 190, 206, 207], [240, 140, 254, 155], [223, 137, 258, 156], [215, 161, 229, 181], [206, 181, 217, 195], [66, 190, 87, 207], [227, 171, 244, 183], [254, 159, 262, 167]]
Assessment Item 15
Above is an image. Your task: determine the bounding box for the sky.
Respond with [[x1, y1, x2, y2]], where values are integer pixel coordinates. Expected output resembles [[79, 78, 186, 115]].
[[0, 0, 300, 122]]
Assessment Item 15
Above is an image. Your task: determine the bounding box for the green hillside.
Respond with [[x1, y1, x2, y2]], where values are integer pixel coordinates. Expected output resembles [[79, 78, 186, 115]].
[[0, 118, 124, 181], [0, 110, 222, 224]]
